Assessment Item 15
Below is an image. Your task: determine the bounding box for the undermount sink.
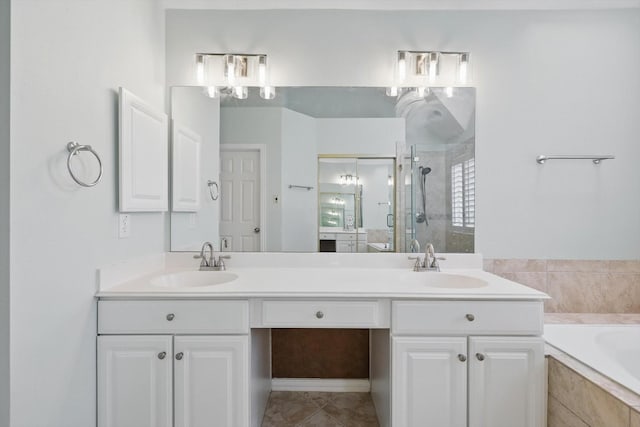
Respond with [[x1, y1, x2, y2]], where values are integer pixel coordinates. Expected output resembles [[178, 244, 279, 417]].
[[150, 271, 238, 288], [422, 273, 488, 289]]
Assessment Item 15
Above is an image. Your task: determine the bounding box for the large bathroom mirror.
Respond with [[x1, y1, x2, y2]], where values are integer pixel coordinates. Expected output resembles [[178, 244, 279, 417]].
[[170, 86, 475, 253]]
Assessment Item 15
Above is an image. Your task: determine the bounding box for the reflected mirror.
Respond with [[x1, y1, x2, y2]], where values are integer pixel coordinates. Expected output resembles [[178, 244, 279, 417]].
[[170, 86, 475, 253]]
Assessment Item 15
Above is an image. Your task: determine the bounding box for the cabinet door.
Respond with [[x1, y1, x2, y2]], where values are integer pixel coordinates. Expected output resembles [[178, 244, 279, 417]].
[[336, 241, 352, 252], [468, 337, 545, 427], [392, 337, 467, 427], [98, 335, 173, 427], [174, 336, 249, 427]]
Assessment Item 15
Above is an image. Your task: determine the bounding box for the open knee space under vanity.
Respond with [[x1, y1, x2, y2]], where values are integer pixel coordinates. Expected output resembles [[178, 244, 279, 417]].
[[96, 294, 546, 427]]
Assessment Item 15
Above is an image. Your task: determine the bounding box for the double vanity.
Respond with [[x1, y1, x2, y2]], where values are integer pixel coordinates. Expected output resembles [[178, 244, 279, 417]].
[[96, 252, 547, 427]]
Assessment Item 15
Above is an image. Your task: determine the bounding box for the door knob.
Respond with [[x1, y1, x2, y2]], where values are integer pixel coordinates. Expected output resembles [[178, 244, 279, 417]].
[[175, 352, 184, 361], [476, 353, 485, 361], [316, 311, 324, 319], [157, 352, 166, 360], [254, 227, 261, 233], [465, 314, 475, 322], [166, 313, 175, 321], [458, 354, 467, 362]]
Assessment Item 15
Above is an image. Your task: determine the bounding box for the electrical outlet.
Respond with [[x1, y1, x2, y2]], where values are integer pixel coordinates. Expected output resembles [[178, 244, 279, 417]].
[[119, 214, 131, 238]]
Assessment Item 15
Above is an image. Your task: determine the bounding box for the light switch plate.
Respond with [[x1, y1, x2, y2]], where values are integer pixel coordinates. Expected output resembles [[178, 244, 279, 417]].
[[119, 214, 131, 238]]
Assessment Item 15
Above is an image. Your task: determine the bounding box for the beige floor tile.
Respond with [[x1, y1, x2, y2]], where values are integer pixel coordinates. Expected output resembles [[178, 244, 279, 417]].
[[548, 358, 629, 427], [261, 391, 379, 427], [322, 393, 379, 427], [297, 410, 345, 427], [262, 391, 321, 426], [548, 395, 589, 427]]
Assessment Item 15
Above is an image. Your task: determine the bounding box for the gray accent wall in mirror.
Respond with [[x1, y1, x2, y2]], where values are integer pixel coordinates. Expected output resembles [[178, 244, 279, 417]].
[[170, 86, 475, 253]]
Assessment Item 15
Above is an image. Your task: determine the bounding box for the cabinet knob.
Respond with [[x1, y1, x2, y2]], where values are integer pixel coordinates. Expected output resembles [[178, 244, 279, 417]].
[[175, 352, 184, 361], [316, 311, 324, 319], [157, 352, 166, 360], [465, 314, 475, 322], [166, 313, 175, 321], [458, 354, 467, 362], [476, 353, 485, 361]]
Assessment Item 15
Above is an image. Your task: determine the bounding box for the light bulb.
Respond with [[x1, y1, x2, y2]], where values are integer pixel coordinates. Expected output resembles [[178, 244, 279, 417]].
[[386, 86, 398, 97], [458, 53, 469, 84], [397, 51, 407, 83], [258, 55, 267, 86], [206, 86, 219, 98], [196, 54, 205, 85], [260, 86, 276, 100], [226, 55, 236, 86], [445, 87, 453, 98], [232, 86, 248, 99], [428, 52, 439, 84]]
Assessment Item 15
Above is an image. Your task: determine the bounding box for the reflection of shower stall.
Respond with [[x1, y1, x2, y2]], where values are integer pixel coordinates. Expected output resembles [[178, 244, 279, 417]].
[[405, 144, 446, 252]]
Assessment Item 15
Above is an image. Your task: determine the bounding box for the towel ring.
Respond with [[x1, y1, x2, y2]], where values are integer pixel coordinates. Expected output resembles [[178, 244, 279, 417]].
[[66, 141, 103, 187], [207, 180, 219, 200]]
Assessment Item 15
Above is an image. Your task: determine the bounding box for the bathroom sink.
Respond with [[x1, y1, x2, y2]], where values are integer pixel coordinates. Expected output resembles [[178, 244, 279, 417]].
[[150, 271, 238, 288], [422, 273, 488, 289]]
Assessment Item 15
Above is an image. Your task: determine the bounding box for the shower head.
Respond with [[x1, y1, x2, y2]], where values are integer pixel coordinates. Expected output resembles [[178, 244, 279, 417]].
[[420, 166, 432, 176]]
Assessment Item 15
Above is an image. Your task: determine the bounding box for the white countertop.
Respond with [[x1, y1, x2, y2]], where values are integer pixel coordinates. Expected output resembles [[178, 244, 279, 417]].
[[96, 253, 548, 300]]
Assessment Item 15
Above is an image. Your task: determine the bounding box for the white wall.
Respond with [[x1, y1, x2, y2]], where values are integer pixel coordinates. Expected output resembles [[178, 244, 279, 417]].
[[166, 9, 640, 259], [281, 109, 317, 251], [316, 118, 405, 156], [0, 0, 10, 423], [171, 87, 220, 251], [10, 1, 165, 426]]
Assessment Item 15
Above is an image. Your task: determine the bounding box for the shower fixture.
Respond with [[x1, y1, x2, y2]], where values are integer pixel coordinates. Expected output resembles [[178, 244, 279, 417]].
[[415, 165, 432, 224]]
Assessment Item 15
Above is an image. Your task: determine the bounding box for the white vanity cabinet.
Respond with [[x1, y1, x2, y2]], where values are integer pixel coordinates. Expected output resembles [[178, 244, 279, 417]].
[[390, 300, 545, 427], [97, 300, 250, 427]]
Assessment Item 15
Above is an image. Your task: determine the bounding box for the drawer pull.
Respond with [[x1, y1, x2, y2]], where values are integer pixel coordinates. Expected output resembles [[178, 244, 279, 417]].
[[476, 353, 485, 361], [166, 313, 175, 321], [157, 352, 166, 360], [316, 311, 324, 319], [465, 313, 475, 322], [457, 354, 467, 362], [175, 352, 184, 361]]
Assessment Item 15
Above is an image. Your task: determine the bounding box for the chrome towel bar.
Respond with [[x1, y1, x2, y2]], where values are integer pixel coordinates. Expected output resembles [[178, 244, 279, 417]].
[[536, 154, 615, 165], [288, 184, 313, 191]]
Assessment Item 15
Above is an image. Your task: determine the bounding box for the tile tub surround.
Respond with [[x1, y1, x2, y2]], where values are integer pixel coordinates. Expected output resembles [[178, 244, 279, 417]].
[[261, 391, 379, 427], [547, 353, 640, 427], [484, 259, 640, 313]]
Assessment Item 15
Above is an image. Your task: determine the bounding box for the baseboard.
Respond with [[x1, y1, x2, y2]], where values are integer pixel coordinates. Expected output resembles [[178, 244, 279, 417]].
[[271, 378, 371, 392]]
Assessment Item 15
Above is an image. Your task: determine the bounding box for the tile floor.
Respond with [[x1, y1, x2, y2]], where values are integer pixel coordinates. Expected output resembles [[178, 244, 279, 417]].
[[261, 391, 380, 427]]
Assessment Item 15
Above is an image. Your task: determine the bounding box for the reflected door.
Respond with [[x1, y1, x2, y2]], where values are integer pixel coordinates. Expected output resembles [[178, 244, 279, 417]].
[[220, 149, 261, 251]]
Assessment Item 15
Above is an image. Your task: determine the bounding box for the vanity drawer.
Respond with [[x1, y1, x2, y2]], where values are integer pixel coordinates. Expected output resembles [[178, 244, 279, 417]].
[[253, 299, 390, 328], [319, 233, 337, 240], [98, 300, 249, 334], [392, 300, 543, 336]]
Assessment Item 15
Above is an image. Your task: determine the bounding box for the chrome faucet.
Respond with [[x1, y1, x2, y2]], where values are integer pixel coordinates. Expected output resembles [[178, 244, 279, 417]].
[[409, 242, 445, 272], [195, 242, 230, 271]]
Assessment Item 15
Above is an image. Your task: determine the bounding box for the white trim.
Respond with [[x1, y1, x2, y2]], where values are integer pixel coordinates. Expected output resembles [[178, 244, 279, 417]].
[[271, 378, 371, 392], [162, 0, 640, 10], [220, 144, 267, 251]]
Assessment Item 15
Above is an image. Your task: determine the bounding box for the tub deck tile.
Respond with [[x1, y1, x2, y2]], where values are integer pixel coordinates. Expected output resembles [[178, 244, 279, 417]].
[[548, 357, 630, 427], [631, 407, 640, 427]]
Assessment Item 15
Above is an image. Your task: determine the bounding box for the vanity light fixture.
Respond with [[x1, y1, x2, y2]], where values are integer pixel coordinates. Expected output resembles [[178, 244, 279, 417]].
[[195, 53, 276, 100], [387, 50, 471, 97], [339, 174, 357, 186]]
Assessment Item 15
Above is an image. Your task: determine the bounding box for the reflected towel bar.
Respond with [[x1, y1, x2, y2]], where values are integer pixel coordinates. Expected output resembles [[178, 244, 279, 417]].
[[536, 155, 615, 165], [288, 185, 314, 191]]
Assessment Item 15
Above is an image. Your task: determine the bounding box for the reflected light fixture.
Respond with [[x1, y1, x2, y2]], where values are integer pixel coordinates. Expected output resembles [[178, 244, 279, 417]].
[[339, 174, 357, 186], [387, 50, 471, 96], [195, 53, 276, 100]]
